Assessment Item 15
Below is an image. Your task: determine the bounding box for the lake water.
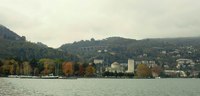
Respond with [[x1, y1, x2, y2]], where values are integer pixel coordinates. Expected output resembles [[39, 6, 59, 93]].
[[0, 78, 200, 96]]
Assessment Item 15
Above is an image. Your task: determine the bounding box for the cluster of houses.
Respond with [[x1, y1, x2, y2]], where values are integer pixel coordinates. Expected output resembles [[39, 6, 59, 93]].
[[93, 58, 200, 78], [176, 59, 195, 69]]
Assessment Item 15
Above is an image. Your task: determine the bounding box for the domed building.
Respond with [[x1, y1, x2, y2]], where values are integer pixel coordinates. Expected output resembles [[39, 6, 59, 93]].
[[105, 62, 125, 73]]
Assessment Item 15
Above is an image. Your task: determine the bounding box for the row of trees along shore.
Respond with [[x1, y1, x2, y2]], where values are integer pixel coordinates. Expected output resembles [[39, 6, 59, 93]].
[[0, 58, 95, 77]]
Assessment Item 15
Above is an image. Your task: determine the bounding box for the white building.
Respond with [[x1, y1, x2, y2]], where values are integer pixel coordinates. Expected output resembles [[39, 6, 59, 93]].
[[135, 60, 157, 68], [94, 59, 104, 64], [120, 63, 128, 68], [126, 59, 134, 73], [164, 70, 187, 77], [94, 59, 104, 74], [105, 62, 124, 73], [176, 59, 195, 69]]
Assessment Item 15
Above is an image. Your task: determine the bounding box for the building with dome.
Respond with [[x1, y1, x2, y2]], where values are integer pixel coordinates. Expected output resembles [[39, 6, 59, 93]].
[[105, 62, 125, 73]]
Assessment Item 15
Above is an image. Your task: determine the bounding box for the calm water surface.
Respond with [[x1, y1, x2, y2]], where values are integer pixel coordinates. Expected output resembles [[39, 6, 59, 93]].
[[0, 78, 200, 96]]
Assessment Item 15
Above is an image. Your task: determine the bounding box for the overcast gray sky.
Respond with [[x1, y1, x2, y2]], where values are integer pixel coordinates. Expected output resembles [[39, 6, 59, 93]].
[[0, 0, 200, 48]]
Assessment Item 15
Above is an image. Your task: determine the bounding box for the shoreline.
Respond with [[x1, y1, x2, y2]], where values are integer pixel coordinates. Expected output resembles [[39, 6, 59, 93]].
[[0, 76, 200, 80]]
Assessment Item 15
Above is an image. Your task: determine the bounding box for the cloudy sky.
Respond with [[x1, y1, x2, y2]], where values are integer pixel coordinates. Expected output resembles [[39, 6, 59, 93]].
[[0, 0, 200, 48]]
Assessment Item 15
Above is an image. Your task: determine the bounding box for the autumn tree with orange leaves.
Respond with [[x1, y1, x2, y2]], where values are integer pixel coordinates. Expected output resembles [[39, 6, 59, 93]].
[[62, 62, 74, 76]]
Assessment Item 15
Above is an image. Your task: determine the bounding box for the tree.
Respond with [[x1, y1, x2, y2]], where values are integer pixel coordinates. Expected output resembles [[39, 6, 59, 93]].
[[54, 59, 64, 76], [33, 68, 39, 76], [198, 72, 200, 78], [91, 38, 95, 42], [62, 62, 74, 76], [9, 59, 18, 75], [0, 59, 19, 75], [85, 65, 95, 77], [23, 61, 32, 75], [151, 66, 162, 77], [0, 60, 3, 68], [125, 73, 134, 78], [1, 63, 10, 75], [39, 58, 55, 75], [9, 65, 15, 75], [30, 58, 38, 68], [73, 62, 79, 76], [136, 64, 151, 78], [30, 58, 39, 75], [79, 64, 85, 76], [103, 71, 111, 77]]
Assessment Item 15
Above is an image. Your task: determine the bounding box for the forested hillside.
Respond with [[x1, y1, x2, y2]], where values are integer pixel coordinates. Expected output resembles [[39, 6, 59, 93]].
[[0, 25, 66, 60], [60, 37, 200, 66]]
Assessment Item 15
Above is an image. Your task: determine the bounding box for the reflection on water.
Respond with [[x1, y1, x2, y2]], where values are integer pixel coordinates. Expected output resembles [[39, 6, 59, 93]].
[[0, 78, 200, 96]]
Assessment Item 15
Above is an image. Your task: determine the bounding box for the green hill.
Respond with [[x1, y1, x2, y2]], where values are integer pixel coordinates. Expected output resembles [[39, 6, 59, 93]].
[[60, 36, 200, 65], [0, 25, 66, 60]]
